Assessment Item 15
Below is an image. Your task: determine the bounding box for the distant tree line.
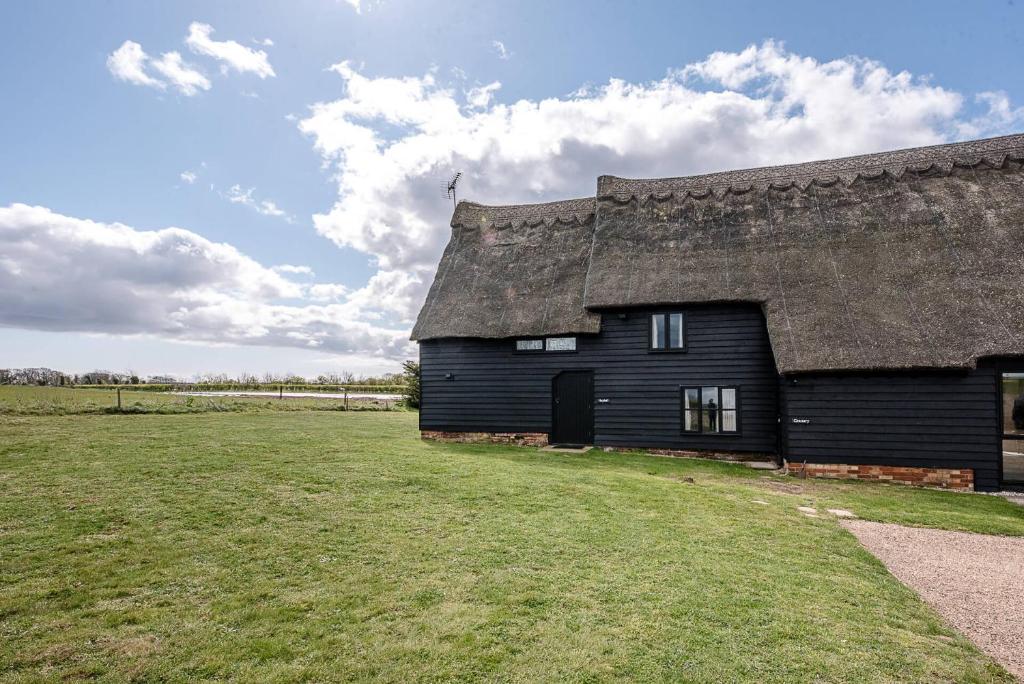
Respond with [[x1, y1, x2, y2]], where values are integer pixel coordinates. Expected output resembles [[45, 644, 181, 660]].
[[0, 367, 409, 388]]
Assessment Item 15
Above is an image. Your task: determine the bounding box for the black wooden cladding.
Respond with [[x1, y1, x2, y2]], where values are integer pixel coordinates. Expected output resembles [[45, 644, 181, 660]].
[[781, 370, 1001, 490], [419, 303, 1004, 490], [419, 304, 779, 454]]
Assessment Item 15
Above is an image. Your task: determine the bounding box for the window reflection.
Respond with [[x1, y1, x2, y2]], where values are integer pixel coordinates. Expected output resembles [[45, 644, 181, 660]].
[[682, 386, 737, 434], [1004, 372, 1024, 436]]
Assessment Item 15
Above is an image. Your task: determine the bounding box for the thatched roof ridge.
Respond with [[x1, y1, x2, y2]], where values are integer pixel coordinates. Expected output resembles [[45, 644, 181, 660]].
[[452, 197, 595, 229], [598, 133, 1024, 200]]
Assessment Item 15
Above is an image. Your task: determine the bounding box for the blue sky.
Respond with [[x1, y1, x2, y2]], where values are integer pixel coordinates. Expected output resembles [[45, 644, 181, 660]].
[[1, 0, 1022, 379]]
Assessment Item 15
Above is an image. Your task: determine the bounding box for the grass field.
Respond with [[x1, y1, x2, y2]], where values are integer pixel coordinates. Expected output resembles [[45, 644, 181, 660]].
[[0, 386, 404, 416], [2, 411, 1023, 682]]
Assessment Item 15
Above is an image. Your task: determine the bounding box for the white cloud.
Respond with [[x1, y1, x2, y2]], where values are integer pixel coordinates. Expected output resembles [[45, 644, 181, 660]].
[[107, 40, 209, 96], [491, 40, 511, 60], [466, 81, 501, 109], [273, 264, 315, 276], [223, 185, 291, 221], [107, 40, 165, 90], [297, 40, 1024, 333], [180, 170, 198, 184], [186, 22, 275, 79], [150, 51, 211, 96], [0, 204, 411, 358], [306, 283, 349, 302]]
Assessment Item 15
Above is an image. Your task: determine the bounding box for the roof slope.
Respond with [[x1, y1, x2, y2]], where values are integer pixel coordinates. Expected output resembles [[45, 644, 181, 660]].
[[410, 198, 600, 341], [413, 134, 1024, 373], [587, 134, 1024, 372]]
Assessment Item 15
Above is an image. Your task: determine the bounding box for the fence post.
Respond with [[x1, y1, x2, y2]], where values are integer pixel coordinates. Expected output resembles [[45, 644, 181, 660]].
[[344, 388, 349, 410], [279, 385, 283, 400], [117, 388, 122, 410]]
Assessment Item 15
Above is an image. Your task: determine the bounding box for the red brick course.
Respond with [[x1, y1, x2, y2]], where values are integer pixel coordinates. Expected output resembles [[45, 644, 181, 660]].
[[421, 431, 549, 447], [784, 461, 973, 491]]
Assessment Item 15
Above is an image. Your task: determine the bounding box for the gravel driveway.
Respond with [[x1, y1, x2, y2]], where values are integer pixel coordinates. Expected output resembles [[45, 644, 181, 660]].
[[843, 520, 1024, 680]]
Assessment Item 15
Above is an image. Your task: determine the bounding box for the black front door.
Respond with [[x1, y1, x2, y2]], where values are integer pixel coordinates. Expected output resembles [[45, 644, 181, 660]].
[[552, 371, 594, 446]]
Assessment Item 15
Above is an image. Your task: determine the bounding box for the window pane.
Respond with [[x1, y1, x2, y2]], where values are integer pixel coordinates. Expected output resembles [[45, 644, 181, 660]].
[[1004, 438, 1024, 482], [721, 388, 736, 410], [685, 388, 700, 411], [701, 387, 719, 409], [516, 339, 542, 351], [721, 410, 737, 432], [545, 337, 576, 351], [684, 410, 699, 432], [651, 315, 665, 349], [669, 313, 683, 348], [1003, 373, 1024, 436]]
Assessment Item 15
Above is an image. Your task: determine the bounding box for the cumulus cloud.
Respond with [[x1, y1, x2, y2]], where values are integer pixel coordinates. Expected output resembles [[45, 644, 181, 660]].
[[466, 81, 501, 109], [150, 51, 211, 96], [0, 204, 411, 357], [273, 264, 315, 276], [107, 40, 165, 89], [180, 170, 198, 184], [107, 40, 210, 96], [297, 41, 1024, 332], [186, 22, 275, 79]]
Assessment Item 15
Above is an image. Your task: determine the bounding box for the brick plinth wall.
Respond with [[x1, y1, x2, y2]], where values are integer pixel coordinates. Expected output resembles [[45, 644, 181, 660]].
[[421, 431, 549, 447], [784, 461, 974, 491]]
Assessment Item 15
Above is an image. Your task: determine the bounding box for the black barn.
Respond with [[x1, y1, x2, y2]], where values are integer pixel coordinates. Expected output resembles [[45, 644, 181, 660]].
[[412, 134, 1024, 492]]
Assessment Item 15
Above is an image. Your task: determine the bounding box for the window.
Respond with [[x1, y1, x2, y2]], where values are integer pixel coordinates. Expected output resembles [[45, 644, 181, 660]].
[[681, 386, 738, 433], [545, 337, 577, 352], [515, 337, 577, 352], [650, 313, 685, 350], [516, 339, 543, 351]]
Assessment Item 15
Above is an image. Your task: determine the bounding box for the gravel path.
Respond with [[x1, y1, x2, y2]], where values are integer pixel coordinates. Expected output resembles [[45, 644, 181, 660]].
[[843, 520, 1024, 680]]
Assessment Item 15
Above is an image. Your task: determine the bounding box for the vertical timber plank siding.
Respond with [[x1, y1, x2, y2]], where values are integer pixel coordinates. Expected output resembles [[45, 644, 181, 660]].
[[781, 370, 1000, 490], [419, 304, 779, 454]]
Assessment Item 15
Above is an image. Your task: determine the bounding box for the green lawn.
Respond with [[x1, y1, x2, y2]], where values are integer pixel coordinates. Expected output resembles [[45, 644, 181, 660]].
[[2, 412, 1022, 682]]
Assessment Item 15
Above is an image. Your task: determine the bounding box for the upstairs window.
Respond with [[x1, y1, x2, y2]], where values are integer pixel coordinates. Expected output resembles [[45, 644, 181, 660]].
[[545, 337, 577, 352], [515, 337, 577, 353], [651, 313, 685, 351], [682, 386, 738, 433], [516, 339, 543, 351]]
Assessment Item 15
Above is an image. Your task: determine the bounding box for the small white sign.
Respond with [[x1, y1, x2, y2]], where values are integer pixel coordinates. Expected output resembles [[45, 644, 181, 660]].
[[791, 418, 810, 424]]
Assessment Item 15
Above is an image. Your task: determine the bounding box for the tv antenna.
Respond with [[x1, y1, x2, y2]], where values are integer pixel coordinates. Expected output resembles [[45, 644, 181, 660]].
[[444, 172, 462, 208]]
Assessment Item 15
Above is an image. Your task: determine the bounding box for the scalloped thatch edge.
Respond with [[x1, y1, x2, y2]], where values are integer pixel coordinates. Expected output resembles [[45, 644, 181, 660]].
[[597, 134, 1024, 203]]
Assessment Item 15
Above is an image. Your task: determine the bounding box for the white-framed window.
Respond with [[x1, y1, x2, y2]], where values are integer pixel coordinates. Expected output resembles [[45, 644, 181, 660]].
[[516, 339, 544, 351], [545, 337, 577, 352], [515, 337, 578, 352]]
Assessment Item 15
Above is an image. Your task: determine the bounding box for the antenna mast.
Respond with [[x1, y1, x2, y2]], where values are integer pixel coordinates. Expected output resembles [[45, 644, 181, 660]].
[[445, 172, 462, 209]]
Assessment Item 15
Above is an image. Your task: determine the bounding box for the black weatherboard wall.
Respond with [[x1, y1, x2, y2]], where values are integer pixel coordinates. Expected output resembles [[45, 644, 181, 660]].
[[780, 370, 1001, 490], [420, 304, 779, 454]]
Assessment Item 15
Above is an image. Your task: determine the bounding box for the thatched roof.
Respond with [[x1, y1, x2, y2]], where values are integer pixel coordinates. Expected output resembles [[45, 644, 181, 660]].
[[413, 134, 1024, 373], [410, 198, 600, 341]]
